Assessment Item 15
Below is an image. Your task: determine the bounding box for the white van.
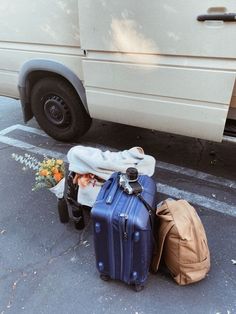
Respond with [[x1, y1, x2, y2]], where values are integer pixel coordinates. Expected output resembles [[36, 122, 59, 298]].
[[0, 0, 236, 142]]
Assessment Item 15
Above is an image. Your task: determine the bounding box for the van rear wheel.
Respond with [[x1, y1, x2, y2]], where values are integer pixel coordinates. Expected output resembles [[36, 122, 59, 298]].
[[31, 77, 91, 142]]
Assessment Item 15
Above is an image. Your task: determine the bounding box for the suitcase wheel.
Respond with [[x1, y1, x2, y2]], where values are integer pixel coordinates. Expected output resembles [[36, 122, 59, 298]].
[[100, 274, 111, 281], [134, 284, 144, 292]]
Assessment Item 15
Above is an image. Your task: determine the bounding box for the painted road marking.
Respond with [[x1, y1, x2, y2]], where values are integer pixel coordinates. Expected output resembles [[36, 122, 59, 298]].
[[2, 124, 235, 190], [0, 124, 235, 216], [0, 124, 48, 137], [0, 135, 66, 161], [157, 160, 236, 190], [156, 183, 236, 217]]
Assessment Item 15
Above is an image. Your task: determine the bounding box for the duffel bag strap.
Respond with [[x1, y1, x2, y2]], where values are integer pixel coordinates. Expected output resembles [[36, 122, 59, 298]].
[[151, 219, 175, 272]]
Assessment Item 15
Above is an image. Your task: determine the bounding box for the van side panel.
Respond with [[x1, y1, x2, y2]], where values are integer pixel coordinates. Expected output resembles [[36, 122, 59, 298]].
[[83, 61, 234, 105], [78, 0, 236, 59], [0, 0, 83, 98], [78, 0, 236, 141], [86, 89, 227, 141], [0, 46, 84, 98], [0, 0, 80, 46], [83, 59, 235, 141]]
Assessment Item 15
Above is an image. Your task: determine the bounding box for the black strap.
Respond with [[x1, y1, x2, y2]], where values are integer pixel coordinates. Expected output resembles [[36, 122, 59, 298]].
[[137, 193, 155, 215], [67, 196, 81, 208], [136, 193, 156, 229]]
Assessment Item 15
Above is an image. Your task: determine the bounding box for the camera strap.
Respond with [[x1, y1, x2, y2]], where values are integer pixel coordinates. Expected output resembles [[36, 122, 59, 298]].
[[137, 193, 155, 214], [136, 193, 156, 229]]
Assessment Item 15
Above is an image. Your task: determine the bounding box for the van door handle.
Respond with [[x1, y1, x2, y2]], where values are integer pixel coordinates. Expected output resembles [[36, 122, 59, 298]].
[[197, 13, 236, 22]]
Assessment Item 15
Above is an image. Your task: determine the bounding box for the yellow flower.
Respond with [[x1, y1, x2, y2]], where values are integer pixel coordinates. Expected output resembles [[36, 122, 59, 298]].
[[12, 153, 65, 191], [47, 159, 54, 167], [56, 159, 63, 165]]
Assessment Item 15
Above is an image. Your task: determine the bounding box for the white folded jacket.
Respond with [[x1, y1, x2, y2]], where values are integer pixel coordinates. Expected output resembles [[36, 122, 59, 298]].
[[67, 146, 156, 207]]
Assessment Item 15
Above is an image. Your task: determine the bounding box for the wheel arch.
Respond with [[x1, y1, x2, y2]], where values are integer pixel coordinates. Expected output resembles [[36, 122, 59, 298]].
[[18, 59, 88, 122]]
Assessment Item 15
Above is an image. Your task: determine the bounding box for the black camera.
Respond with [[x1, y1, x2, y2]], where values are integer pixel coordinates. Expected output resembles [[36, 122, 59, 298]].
[[119, 167, 142, 195]]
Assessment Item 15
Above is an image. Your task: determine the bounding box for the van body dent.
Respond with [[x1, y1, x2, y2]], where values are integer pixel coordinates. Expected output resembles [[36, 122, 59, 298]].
[[0, 0, 236, 142]]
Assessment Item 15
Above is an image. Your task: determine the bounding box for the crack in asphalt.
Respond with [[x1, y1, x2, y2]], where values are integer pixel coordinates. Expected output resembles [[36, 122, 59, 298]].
[[1, 272, 28, 313], [0, 221, 92, 313]]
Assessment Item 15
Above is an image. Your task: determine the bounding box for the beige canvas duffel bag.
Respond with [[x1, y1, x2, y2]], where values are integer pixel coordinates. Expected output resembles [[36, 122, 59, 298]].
[[151, 199, 210, 285]]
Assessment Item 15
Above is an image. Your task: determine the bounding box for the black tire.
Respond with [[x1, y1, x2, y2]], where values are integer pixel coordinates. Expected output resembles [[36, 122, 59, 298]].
[[31, 77, 92, 141]]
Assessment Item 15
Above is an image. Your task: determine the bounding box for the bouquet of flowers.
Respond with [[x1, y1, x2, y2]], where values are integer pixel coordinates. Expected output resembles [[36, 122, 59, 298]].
[[11, 153, 65, 194]]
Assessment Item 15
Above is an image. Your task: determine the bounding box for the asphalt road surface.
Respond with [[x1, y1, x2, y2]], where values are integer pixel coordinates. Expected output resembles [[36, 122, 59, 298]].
[[0, 96, 235, 314]]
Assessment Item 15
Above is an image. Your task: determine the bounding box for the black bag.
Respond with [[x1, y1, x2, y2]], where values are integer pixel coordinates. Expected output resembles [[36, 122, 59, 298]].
[[57, 171, 90, 229]]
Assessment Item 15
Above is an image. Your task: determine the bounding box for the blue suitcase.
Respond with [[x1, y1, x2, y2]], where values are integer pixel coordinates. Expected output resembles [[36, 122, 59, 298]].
[[91, 169, 157, 291]]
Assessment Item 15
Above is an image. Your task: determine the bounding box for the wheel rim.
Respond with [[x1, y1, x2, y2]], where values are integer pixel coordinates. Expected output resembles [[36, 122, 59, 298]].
[[43, 95, 71, 127]]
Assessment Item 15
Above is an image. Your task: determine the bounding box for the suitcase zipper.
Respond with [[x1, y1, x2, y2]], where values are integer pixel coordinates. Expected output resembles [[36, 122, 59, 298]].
[[109, 189, 123, 279], [119, 196, 136, 282], [119, 212, 128, 279], [120, 213, 129, 240]]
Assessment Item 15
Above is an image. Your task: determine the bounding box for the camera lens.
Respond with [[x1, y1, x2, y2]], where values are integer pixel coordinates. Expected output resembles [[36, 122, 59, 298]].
[[126, 167, 138, 182]]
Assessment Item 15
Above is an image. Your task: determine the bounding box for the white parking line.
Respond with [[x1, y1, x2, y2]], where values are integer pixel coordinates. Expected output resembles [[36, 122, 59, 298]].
[[0, 124, 235, 216], [4, 125, 236, 189], [156, 160, 236, 190], [0, 135, 66, 161], [156, 183, 236, 217], [0, 124, 48, 137], [0, 124, 22, 135]]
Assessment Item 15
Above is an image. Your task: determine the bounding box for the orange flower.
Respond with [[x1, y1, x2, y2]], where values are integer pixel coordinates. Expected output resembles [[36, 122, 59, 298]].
[[39, 169, 49, 176], [54, 172, 62, 182]]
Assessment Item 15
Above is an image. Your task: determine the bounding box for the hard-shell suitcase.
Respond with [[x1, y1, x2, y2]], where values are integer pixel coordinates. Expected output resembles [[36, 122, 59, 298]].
[[91, 170, 157, 291]]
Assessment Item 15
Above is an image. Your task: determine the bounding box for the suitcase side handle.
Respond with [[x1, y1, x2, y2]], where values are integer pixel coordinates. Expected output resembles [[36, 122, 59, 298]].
[[106, 173, 121, 204], [97, 173, 119, 202], [100, 178, 113, 199]]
